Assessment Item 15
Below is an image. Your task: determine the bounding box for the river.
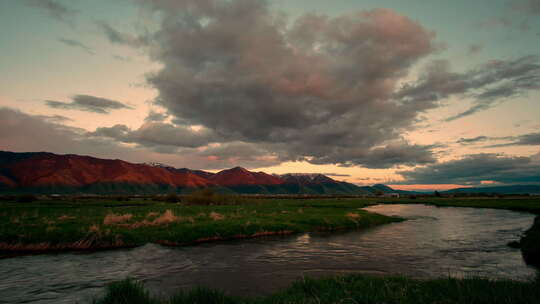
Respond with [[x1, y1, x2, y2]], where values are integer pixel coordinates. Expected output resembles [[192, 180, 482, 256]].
[[0, 204, 537, 303]]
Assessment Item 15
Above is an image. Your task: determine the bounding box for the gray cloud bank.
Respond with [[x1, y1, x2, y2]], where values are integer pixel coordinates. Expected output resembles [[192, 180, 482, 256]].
[[398, 153, 540, 185], [396, 56, 540, 121], [94, 0, 443, 169], [45, 95, 133, 114], [457, 131, 540, 147], [89, 0, 540, 170], [487, 132, 540, 147], [0, 108, 281, 169]]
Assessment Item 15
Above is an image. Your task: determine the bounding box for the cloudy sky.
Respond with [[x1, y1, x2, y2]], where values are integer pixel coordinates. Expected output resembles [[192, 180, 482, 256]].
[[1, 0, 539, 190]]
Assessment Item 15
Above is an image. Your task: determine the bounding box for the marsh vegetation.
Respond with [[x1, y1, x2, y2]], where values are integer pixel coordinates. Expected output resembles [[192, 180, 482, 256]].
[[0, 196, 400, 254], [94, 274, 540, 304]]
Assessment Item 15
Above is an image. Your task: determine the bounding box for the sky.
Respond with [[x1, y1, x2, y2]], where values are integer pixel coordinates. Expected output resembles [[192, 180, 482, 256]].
[[1, 0, 539, 191]]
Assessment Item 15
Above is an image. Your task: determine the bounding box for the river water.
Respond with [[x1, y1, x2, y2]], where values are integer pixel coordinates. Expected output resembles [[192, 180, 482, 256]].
[[0, 204, 537, 303]]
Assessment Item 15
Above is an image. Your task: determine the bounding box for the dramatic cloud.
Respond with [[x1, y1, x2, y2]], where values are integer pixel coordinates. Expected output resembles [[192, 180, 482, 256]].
[[45, 95, 133, 114], [396, 55, 540, 121], [58, 38, 95, 55], [399, 153, 540, 185], [23, 0, 77, 24], [112, 1, 440, 169]]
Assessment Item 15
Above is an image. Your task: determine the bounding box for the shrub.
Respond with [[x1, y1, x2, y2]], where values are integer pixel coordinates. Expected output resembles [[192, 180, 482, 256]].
[[115, 196, 131, 202], [184, 188, 247, 205], [16, 194, 37, 203], [104, 213, 133, 225], [164, 193, 181, 203]]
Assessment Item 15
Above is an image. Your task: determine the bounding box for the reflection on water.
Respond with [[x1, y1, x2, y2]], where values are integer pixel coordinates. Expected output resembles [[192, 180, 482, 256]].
[[0, 204, 536, 303]]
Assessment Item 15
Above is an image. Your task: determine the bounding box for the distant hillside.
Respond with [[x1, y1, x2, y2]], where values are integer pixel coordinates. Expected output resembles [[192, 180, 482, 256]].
[[444, 185, 540, 195], [0, 151, 377, 195]]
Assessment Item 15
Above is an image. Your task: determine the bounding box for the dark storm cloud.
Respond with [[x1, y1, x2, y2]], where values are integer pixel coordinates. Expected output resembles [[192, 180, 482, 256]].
[[45, 95, 133, 114], [118, 0, 440, 168], [58, 38, 95, 55], [398, 153, 540, 185], [23, 0, 77, 24], [396, 56, 540, 121]]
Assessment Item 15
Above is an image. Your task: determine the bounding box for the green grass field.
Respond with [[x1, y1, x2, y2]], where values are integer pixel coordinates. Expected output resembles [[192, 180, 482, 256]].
[[94, 274, 540, 304], [0, 197, 401, 253]]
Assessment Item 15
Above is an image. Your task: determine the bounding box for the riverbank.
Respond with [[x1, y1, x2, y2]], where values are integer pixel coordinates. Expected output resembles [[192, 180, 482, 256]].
[[94, 274, 540, 304], [0, 198, 401, 255], [521, 216, 540, 267]]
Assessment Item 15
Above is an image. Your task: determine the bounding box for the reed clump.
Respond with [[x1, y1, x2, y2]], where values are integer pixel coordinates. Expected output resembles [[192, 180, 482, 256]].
[[94, 274, 540, 304]]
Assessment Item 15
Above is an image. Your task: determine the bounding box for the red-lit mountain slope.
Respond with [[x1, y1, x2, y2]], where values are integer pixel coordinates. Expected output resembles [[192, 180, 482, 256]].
[[0, 151, 370, 195], [209, 167, 285, 186], [0, 151, 213, 188]]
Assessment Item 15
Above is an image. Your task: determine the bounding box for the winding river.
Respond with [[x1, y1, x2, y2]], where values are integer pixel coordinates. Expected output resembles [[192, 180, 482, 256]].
[[0, 204, 537, 303]]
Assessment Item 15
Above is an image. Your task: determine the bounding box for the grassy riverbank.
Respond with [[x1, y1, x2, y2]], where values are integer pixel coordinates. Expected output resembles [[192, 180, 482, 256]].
[[521, 216, 540, 267], [0, 197, 400, 254], [94, 274, 540, 304]]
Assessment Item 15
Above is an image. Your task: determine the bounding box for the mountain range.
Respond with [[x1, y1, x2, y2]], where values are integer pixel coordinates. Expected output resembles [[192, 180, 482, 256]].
[[0, 151, 382, 195], [1, 151, 539, 195]]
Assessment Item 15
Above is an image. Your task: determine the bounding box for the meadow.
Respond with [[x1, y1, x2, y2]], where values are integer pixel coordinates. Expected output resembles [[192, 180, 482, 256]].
[[2, 195, 540, 256], [0, 194, 401, 254]]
